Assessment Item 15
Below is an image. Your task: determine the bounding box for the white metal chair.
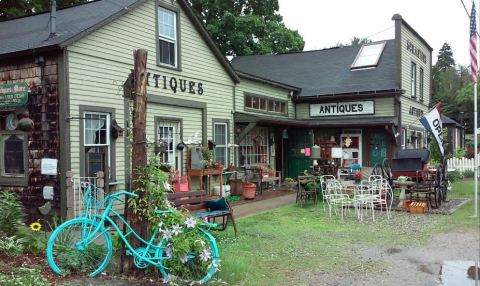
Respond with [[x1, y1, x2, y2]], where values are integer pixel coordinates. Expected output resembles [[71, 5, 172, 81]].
[[370, 178, 394, 220]]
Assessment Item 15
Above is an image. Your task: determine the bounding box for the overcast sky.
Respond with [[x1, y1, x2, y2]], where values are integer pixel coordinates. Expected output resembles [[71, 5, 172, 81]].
[[278, 0, 473, 67]]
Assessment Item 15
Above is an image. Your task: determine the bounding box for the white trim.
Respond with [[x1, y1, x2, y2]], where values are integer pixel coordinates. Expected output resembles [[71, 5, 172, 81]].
[[213, 122, 228, 166]]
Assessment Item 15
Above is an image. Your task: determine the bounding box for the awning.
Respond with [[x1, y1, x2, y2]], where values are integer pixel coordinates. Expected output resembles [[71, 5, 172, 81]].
[[234, 112, 397, 128]]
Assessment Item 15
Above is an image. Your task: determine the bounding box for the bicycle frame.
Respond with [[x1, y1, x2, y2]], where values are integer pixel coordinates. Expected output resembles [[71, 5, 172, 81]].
[[80, 186, 167, 268]]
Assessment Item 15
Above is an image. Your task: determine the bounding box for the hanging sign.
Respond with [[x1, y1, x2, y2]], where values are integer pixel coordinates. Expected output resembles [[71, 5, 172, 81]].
[[310, 100, 374, 117], [0, 82, 29, 110]]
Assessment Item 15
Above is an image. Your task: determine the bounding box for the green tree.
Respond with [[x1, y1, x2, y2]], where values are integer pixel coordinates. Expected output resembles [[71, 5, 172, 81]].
[[436, 42, 455, 71], [0, 0, 88, 21], [333, 36, 371, 48], [189, 0, 304, 56]]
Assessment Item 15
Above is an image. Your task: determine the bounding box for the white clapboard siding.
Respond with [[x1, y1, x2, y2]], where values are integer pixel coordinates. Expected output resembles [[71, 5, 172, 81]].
[[447, 156, 479, 172]]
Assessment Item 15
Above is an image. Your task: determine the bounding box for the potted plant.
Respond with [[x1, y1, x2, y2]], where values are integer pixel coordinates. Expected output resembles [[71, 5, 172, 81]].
[[241, 172, 256, 200], [353, 171, 362, 183], [284, 177, 297, 190]]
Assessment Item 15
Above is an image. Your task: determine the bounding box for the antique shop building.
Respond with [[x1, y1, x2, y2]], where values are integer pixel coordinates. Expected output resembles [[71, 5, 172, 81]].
[[231, 14, 433, 177], [0, 0, 432, 217]]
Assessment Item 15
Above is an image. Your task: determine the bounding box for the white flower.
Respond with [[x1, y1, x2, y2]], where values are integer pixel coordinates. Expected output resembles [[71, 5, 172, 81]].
[[202, 217, 209, 224], [184, 217, 197, 228], [179, 254, 188, 264], [172, 224, 182, 236], [157, 221, 164, 230], [164, 246, 173, 258], [162, 274, 172, 284], [162, 229, 173, 240], [164, 181, 172, 191], [199, 248, 211, 262]]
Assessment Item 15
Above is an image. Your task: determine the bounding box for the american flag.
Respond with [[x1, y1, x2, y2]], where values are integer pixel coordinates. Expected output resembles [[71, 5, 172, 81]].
[[470, 2, 478, 83]]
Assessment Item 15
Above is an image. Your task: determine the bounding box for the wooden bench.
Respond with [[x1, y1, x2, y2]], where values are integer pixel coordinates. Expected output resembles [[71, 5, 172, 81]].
[[167, 191, 238, 238], [245, 164, 282, 194]]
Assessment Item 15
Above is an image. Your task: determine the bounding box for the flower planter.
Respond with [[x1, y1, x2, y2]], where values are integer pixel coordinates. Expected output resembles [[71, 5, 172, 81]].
[[242, 182, 256, 200]]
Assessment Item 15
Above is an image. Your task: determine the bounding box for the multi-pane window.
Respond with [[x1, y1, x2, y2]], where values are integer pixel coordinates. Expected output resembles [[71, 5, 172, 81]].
[[83, 112, 111, 178], [351, 42, 386, 69], [401, 128, 406, 149], [245, 95, 287, 115], [239, 127, 269, 166], [1, 133, 26, 177], [214, 123, 228, 166], [419, 67, 424, 102], [411, 62, 417, 98], [158, 7, 177, 67], [157, 121, 180, 166]]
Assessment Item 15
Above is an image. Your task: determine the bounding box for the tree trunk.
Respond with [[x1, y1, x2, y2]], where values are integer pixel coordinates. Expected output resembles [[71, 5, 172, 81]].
[[128, 49, 148, 275]]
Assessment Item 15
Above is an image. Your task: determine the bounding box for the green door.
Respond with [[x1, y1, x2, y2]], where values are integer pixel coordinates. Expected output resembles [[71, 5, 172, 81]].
[[286, 129, 314, 178], [370, 133, 387, 166]]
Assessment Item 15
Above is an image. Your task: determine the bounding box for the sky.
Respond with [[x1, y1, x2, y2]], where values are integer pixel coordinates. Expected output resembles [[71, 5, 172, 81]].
[[278, 0, 473, 67]]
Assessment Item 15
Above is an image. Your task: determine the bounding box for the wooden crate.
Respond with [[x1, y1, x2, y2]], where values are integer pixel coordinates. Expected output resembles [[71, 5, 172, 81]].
[[409, 201, 427, 214]]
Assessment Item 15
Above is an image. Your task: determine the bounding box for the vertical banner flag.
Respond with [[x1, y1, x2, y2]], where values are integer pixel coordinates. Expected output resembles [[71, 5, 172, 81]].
[[470, 2, 478, 83], [420, 104, 444, 156]]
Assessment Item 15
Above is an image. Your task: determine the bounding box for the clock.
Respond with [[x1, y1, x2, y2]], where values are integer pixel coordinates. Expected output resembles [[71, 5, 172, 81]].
[[6, 113, 18, 131]]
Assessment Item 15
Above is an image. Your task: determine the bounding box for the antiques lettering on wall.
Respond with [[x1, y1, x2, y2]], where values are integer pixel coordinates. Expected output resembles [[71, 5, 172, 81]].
[[146, 72, 204, 95], [310, 100, 374, 117]]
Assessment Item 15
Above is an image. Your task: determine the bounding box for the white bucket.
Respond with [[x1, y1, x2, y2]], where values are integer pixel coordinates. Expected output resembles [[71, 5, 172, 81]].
[[212, 185, 230, 197]]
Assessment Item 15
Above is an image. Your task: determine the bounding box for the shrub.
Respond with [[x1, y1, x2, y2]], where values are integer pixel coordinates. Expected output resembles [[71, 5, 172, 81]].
[[0, 267, 50, 286], [447, 170, 462, 182], [0, 192, 24, 236], [462, 170, 475, 178], [16, 225, 46, 255], [0, 235, 25, 256]]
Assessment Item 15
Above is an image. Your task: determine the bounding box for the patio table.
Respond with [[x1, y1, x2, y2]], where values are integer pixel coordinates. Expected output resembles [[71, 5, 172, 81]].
[[392, 180, 415, 208]]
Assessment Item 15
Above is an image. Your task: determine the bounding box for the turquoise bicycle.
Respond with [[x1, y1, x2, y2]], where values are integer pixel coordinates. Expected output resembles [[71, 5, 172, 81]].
[[46, 183, 219, 283]]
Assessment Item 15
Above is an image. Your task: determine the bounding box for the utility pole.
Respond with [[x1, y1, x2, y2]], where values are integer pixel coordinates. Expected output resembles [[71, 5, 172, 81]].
[[128, 49, 148, 274]]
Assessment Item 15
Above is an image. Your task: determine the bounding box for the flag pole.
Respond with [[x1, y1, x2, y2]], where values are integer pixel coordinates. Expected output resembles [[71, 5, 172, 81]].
[[474, 80, 478, 217]]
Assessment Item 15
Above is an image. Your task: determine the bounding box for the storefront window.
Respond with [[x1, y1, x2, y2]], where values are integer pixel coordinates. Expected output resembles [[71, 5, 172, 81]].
[[245, 94, 287, 116], [411, 62, 417, 98], [83, 111, 111, 179], [419, 67, 424, 102], [214, 123, 228, 166], [156, 120, 180, 167], [158, 7, 177, 67], [0, 132, 28, 185], [239, 127, 269, 166]]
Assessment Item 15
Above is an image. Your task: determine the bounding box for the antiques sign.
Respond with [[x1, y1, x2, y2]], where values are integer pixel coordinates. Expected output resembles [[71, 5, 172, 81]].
[[0, 82, 28, 110], [406, 40, 427, 64], [310, 100, 374, 117], [146, 72, 204, 95]]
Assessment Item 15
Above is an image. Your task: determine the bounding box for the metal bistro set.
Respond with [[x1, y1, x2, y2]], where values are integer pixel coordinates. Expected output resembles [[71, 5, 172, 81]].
[[296, 149, 450, 219]]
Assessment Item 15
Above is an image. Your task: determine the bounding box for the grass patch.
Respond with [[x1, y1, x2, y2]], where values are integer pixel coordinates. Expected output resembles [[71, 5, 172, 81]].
[[214, 179, 479, 285]]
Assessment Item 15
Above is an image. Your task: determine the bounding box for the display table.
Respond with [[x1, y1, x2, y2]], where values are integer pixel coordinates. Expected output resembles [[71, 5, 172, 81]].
[[188, 168, 223, 196], [392, 180, 415, 208]]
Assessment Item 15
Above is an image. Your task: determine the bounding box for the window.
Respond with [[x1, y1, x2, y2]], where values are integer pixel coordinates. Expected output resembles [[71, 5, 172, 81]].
[[419, 67, 424, 102], [239, 127, 269, 166], [401, 128, 406, 149], [156, 120, 180, 167], [0, 132, 28, 184], [351, 42, 386, 69], [411, 62, 417, 98], [214, 123, 228, 166], [244, 94, 288, 116], [158, 7, 177, 67], [83, 112, 111, 178]]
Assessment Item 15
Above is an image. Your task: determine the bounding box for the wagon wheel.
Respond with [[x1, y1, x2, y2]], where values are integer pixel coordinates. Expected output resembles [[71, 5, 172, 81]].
[[382, 158, 393, 184], [371, 163, 385, 178], [430, 186, 441, 209], [435, 164, 448, 203]]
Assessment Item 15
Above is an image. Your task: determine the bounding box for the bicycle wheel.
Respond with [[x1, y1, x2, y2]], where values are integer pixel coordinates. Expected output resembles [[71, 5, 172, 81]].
[[158, 229, 219, 284], [46, 217, 113, 277]]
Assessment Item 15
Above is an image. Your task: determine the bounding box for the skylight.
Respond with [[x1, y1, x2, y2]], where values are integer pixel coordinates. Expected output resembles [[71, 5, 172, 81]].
[[351, 42, 386, 69]]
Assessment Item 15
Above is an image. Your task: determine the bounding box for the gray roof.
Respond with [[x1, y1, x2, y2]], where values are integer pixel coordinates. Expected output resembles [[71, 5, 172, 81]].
[[0, 0, 140, 55], [0, 0, 239, 82], [231, 39, 399, 97], [441, 115, 462, 128]]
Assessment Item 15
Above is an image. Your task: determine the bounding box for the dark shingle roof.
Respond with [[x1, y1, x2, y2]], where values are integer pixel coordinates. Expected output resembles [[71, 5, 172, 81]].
[[441, 115, 462, 128], [231, 40, 399, 97], [0, 0, 141, 55], [0, 0, 239, 82]]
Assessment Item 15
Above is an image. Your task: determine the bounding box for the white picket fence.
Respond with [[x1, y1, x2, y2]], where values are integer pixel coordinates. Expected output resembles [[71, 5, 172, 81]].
[[447, 156, 478, 173]]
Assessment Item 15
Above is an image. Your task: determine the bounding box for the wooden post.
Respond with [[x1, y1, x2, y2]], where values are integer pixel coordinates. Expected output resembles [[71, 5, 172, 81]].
[[127, 49, 148, 274]]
